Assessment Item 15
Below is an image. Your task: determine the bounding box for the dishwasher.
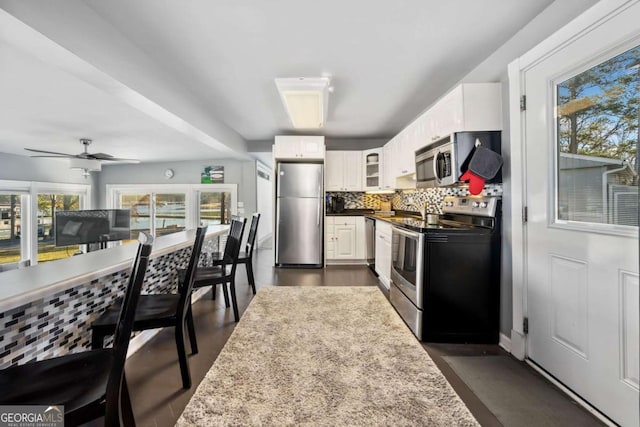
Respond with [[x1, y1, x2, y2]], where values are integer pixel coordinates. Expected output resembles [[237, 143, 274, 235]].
[[365, 217, 376, 272]]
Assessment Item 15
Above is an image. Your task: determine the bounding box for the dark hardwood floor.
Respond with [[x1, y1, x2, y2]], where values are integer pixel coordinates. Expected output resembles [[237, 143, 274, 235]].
[[121, 246, 603, 427]]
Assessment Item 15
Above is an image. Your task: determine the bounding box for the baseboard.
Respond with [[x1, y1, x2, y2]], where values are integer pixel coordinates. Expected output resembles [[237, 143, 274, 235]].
[[525, 360, 617, 427], [325, 260, 368, 265], [125, 287, 210, 359], [257, 233, 272, 248], [510, 329, 526, 360], [498, 333, 511, 352]]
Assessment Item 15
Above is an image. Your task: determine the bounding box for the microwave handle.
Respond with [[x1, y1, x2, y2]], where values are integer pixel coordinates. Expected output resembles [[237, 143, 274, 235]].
[[433, 149, 440, 183]]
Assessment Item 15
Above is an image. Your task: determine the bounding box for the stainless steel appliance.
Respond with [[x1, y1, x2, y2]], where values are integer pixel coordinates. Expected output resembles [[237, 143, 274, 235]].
[[390, 226, 425, 337], [390, 195, 501, 343], [415, 131, 501, 188], [275, 162, 323, 267], [365, 217, 376, 271]]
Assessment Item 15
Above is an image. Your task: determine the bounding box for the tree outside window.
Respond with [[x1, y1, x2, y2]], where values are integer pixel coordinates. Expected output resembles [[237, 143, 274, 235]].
[[556, 45, 639, 226]]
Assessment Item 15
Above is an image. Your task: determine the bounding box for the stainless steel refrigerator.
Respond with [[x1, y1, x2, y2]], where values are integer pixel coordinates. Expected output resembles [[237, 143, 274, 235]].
[[275, 162, 323, 267]]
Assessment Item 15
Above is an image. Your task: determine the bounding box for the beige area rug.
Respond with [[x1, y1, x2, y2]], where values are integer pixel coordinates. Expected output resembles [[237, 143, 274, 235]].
[[177, 287, 478, 426]]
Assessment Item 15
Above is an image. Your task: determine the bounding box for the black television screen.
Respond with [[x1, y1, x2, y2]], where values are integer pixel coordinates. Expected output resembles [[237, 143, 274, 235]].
[[55, 209, 131, 247]]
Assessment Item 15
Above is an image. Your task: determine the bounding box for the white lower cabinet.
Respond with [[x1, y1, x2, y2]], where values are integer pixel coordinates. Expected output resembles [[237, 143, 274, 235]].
[[374, 220, 392, 289], [325, 216, 366, 262]]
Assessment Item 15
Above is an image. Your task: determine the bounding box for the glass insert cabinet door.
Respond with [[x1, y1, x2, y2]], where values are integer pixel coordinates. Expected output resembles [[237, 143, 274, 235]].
[[555, 44, 639, 228]]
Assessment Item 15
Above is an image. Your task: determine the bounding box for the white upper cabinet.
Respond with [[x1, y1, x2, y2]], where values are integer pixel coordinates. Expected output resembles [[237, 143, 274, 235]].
[[380, 82, 502, 188], [425, 83, 502, 144], [273, 135, 325, 160], [382, 141, 395, 190], [325, 151, 362, 191], [362, 148, 383, 191], [395, 128, 415, 177]]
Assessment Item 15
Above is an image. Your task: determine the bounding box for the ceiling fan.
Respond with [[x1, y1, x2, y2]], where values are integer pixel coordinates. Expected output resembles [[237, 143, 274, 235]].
[[25, 138, 140, 163]]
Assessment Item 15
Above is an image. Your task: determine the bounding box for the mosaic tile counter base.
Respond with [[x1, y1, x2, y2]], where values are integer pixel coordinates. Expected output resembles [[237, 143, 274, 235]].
[[0, 237, 219, 369]]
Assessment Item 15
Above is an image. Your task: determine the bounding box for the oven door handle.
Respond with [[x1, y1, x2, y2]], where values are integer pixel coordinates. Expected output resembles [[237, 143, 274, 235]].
[[392, 226, 420, 239], [433, 149, 440, 183]]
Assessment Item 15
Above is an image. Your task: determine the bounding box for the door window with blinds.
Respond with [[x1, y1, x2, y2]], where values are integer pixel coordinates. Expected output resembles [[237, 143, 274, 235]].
[[555, 45, 639, 229]]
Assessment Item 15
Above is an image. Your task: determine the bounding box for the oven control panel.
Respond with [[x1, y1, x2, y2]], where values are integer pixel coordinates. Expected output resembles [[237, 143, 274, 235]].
[[442, 196, 498, 217]]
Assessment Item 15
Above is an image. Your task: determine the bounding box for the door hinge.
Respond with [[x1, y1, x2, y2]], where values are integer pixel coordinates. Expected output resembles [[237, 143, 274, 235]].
[[523, 317, 529, 334], [520, 95, 526, 111], [523, 206, 528, 223]]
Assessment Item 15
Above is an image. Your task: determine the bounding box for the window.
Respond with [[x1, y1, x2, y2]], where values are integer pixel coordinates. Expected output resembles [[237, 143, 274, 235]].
[[555, 45, 639, 227], [155, 193, 186, 236], [109, 184, 237, 238], [36, 193, 82, 262], [199, 191, 232, 225], [120, 193, 151, 238], [0, 181, 90, 269], [0, 193, 25, 266]]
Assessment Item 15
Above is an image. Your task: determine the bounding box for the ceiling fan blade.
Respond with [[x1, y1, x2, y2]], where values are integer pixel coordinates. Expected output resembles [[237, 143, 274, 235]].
[[25, 148, 74, 157], [88, 152, 114, 160], [29, 155, 73, 158], [100, 157, 141, 163], [88, 152, 139, 162]]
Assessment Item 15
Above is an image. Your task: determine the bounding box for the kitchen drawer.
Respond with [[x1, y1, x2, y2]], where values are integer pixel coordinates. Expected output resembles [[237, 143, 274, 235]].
[[326, 216, 335, 225], [332, 216, 356, 226]]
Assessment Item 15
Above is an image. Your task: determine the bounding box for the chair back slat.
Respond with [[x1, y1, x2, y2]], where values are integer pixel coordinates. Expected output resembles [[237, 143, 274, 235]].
[[223, 218, 246, 263], [245, 213, 261, 257], [106, 232, 154, 426], [177, 226, 208, 320], [225, 217, 246, 276]]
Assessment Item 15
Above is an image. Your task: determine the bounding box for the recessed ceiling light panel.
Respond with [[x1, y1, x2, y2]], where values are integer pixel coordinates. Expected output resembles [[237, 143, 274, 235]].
[[275, 77, 330, 129]]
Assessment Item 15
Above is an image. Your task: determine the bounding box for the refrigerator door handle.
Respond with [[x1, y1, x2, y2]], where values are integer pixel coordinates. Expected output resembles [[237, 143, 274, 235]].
[[317, 168, 322, 226]]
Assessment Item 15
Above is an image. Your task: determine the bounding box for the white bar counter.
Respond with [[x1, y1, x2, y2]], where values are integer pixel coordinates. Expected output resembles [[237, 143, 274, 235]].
[[0, 225, 228, 313], [0, 225, 229, 368]]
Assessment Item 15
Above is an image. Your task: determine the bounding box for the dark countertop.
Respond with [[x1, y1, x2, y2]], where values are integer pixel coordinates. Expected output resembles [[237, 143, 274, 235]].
[[326, 209, 375, 216]]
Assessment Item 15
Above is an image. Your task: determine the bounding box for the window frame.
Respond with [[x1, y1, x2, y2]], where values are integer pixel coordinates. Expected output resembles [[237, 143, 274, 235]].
[[0, 180, 91, 266], [106, 183, 238, 236], [549, 41, 639, 238]]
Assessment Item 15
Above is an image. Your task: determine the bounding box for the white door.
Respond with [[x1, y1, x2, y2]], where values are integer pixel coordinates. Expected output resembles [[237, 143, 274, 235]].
[[523, 4, 639, 425]]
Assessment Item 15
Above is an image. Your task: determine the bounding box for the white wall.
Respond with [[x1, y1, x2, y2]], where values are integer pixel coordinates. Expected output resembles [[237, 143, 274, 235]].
[[256, 165, 273, 246], [0, 152, 99, 206]]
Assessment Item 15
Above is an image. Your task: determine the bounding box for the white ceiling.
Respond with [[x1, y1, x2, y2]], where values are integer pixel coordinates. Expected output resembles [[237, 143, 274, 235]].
[[0, 0, 556, 163]]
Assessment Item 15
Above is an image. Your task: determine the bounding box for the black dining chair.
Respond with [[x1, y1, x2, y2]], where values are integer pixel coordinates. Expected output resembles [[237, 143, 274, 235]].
[[181, 217, 246, 322], [0, 232, 154, 427], [91, 225, 207, 389], [209, 213, 260, 295]]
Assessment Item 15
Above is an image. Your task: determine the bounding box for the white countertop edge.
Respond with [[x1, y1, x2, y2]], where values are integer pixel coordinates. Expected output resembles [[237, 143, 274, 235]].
[[0, 225, 229, 313]]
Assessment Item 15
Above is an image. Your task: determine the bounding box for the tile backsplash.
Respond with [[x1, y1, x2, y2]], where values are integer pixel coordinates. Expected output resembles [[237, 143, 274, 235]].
[[327, 184, 502, 214], [326, 192, 392, 210]]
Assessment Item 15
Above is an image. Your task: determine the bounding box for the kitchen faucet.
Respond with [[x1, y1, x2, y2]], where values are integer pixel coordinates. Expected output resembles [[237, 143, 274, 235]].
[[408, 201, 428, 221]]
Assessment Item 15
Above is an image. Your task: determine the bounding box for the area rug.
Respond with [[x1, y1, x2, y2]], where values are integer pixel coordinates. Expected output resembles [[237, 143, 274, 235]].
[[177, 286, 478, 426]]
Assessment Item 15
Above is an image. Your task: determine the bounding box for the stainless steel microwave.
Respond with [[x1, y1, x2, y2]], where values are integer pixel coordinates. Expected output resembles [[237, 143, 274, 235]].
[[415, 131, 501, 188]]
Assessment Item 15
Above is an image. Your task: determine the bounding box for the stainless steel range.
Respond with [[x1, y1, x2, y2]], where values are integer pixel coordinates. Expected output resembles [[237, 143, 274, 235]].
[[390, 195, 501, 343]]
